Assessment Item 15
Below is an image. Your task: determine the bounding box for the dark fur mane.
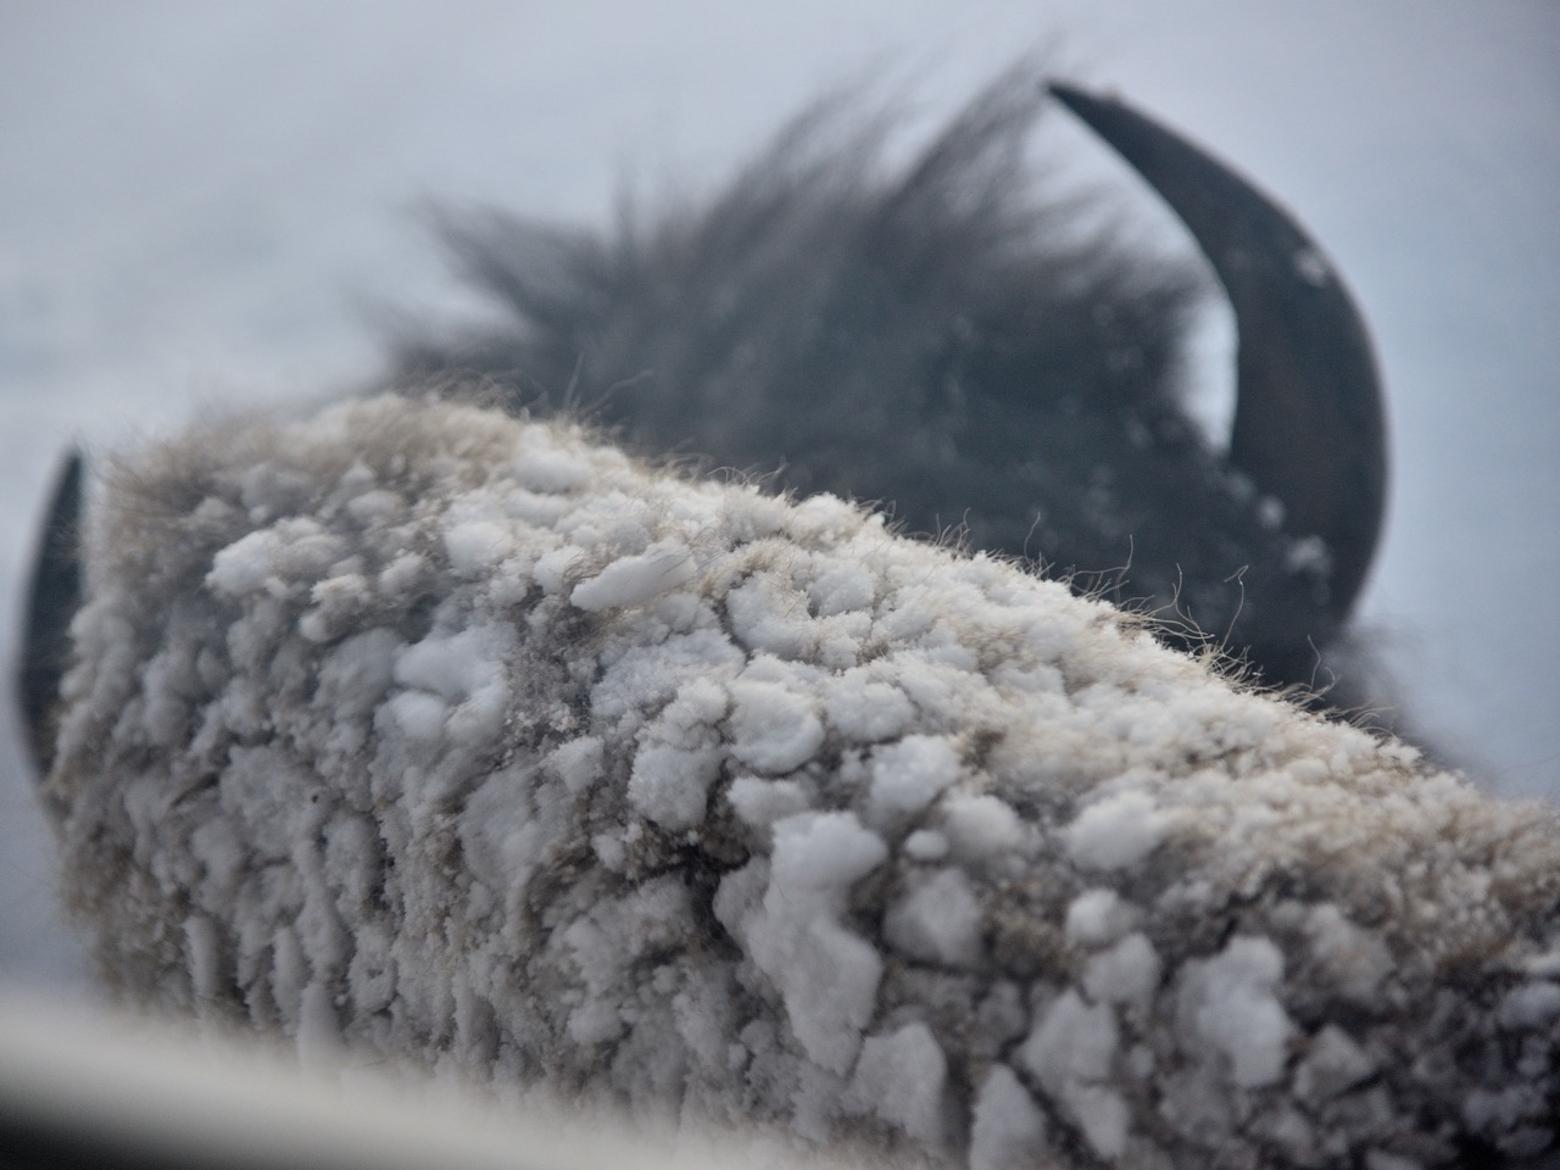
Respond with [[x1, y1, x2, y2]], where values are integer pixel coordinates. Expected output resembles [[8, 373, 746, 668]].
[[396, 71, 1348, 693]]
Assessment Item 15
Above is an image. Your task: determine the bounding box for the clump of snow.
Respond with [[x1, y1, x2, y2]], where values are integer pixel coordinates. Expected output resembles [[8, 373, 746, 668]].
[[713, 811, 889, 1075], [885, 867, 984, 968], [443, 518, 516, 577], [43, 395, 1560, 1169], [769, 810, 887, 894], [1178, 936, 1292, 1089], [1083, 933, 1161, 1012], [845, 1022, 949, 1147], [1293, 1024, 1376, 1103], [868, 735, 961, 821], [727, 676, 825, 775], [1498, 981, 1560, 1031], [823, 676, 914, 743], [969, 1065, 1051, 1170], [546, 737, 603, 796], [628, 677, 728, 829], [939, 794, 1024, 861], [183, 915, 220, 1005], [1304, 903, 1393, 1003], [1019, 991, 1129, 1159], [1064, 789, 1169, 871], [726, 775, 811, 829], [902, 829, 949, 861], [1064, 889, 1141, 948]]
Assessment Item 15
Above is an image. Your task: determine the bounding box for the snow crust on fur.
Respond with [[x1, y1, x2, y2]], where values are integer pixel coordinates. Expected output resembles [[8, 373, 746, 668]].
[[47, 395, 1560, 1168]]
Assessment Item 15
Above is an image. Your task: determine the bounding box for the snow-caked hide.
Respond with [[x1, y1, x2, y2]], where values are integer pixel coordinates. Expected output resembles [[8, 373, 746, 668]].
[[45, 394, 1560, 1169]]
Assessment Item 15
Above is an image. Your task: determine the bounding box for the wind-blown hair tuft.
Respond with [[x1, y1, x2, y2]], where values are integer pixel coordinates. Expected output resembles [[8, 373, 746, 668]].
[[396, 74, 1343, 688]]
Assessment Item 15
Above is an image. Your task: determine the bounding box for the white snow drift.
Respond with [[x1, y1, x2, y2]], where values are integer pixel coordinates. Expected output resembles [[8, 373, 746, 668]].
[[42, 394, 1560, 1169]]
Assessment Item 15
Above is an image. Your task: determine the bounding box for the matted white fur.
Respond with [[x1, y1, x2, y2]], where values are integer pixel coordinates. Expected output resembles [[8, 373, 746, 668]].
[[45, 395, 1560, 1168]]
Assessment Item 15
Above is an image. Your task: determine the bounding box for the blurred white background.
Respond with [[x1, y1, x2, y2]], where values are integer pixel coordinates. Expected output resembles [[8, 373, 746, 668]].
[[2, 1, 1556, 987]]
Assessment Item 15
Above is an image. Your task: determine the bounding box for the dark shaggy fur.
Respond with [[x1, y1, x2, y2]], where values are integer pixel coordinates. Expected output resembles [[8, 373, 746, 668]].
[[396, 73, 1345, 694]]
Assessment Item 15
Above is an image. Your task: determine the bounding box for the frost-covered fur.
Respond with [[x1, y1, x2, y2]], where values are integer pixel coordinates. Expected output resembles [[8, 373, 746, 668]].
[[48, 396, 1559, 1168]]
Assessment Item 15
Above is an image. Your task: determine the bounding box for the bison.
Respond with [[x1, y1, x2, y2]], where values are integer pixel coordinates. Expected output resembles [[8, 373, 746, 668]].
[[12, 76, 1557, 1170]]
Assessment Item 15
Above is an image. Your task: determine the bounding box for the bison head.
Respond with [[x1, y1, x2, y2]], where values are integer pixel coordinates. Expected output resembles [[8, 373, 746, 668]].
[[397, 74, 1386, 696], [16, 78, 1390, 779]]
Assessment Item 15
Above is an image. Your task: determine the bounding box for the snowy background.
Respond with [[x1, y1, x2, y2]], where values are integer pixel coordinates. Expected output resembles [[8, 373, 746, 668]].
[[2, 1, 1556, 989]]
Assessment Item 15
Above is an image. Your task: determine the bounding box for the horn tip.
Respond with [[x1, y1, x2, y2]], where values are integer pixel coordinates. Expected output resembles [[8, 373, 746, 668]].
[[18, 446, 88, 783], [1046, 81, 1110, 118]]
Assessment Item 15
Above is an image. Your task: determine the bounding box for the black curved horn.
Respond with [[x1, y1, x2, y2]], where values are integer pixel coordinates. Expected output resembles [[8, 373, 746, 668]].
[[1049, 82, 1388, 626], [17, 449, 85, 779]]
